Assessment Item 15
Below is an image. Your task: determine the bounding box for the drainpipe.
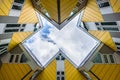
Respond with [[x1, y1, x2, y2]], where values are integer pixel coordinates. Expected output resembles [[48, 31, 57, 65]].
[[30, 69, 42, 80], [80, 70, 92, 80]]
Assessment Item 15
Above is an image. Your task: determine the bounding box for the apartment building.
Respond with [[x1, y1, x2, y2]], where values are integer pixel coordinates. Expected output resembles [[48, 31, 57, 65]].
[[0, 0, 120, 80]]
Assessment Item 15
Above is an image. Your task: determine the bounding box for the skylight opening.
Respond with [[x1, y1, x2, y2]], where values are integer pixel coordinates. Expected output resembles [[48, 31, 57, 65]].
[[22, 13, 100, 68]]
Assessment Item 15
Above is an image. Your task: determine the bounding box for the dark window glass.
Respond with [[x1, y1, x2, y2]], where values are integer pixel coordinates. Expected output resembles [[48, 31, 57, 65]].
[[56, 56, 60, 60], [0, 44, 8, 47], [117, 47, 120, 49], [12, 5, 22, 10], [14, 0, 24, 4], [57, 71, 60, 75], [115, 42, 120, 45], [59, 53, 61, 56], [1, 48, 7, 52], [0, 47, 4, 50], [5, 29, 19, 32], [57, 77, 60, 80], [20, 29, 24, 31], [101, 22, 117, 25], [97, 27, 102, 30], [61, 72, 64, 75], [117, 51, 120, 53], [103, 55, 108, 63], [20, 54, 27, 63], [22, 24, 26, 27], [95, 22, 99, 25], [92, 54, 102, 63], [61, 77, 64, 80], [103, 27, 119, 31], [109, 55, 114, 63], [0, 51, 7, 55], [9, 55, 14, 62], [99, 2, 110, 8], [6, 24, 21, 27], [61, 56, 65, 60], [15, 55, 19, 62]]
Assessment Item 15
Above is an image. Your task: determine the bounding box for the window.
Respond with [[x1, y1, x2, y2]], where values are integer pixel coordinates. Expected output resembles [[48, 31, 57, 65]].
[[92, 53, 102, 63], [61, 77, 64, 80], [57, 71, 65, 80], [109, 55, 114, 63], [5, 29, 19, 33], [15, 55, 19, 62], [57, 77, 60, 80], [103, 27, 119, 31], [56, 56, 60, 60], [103, 55, 108, 63], [117, 47, 120, 49], [0, 44, 8, 47], [99, 2, 110, 8], [97, 27, 102, 30], [22, 24, 26, 27], [20, 29, 24, 31], [101, 22, 117, 25], [9, 55, 14, 62], [95, 22, 99, 25], [20, 54, 28, 63], [0, 48, 7, 55], [0, 47, 4, 50], [61, 72, 64, 75], [115, 42, 120, 45], [117, 51, 120, 53], [12, 5, 22, 10], [57, 71, 60, 75], [14, 0, 24, 4], [56, 54, 65, 61], [6, 24, 21, 27]]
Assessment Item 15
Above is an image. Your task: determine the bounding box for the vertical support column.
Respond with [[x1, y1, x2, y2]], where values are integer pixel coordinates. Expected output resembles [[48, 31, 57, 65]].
[[56, 53, 65, 80]]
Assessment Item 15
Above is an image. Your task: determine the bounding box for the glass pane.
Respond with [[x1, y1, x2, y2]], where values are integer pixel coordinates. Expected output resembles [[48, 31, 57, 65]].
[[103, 55, 108, 63], [101, 22, 117, 25], [109, 55, 114, 63], [103, 27, 119, 31], [92, 53, 102, 63]]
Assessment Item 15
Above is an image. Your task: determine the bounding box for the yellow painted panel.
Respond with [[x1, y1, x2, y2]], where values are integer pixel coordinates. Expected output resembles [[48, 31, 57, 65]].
[[24, 71, 34, 80], [18, 0, 39, 23], [108, 65, 120, 80], [41, 0, 58, 22], [88, 72, 98, 80], [36, 60, 56, 80], [102, 64, 116, 80], [89, 30, 117, 51], [8, 32, 32, 51], [98, 64, 111, 80], [60, 0, 77, 22], [110, 0, 120, 13], [91, 64, 120, 80], [0, 0, 12, 15], [0, 63, 31, 80], [82, 0, 103, 22], [65, 60, 86, 80]]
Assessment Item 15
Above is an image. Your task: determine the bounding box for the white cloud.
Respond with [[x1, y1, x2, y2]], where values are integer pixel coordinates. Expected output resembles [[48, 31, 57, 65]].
[[48, 14, 99, 66], [23, 14, 100, 68]]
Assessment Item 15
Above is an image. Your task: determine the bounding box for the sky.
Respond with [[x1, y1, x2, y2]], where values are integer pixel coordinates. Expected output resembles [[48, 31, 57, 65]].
[[23, 14, 100, 68]]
